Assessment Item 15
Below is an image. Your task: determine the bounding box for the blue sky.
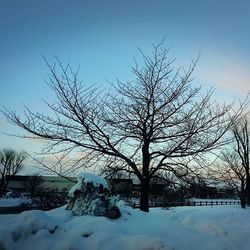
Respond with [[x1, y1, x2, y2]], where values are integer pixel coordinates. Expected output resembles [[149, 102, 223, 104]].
[[0, 0, 250, 156]]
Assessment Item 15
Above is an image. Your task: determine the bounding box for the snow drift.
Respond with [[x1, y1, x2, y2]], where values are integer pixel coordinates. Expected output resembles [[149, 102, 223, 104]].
[[1, 205, 250, 250]]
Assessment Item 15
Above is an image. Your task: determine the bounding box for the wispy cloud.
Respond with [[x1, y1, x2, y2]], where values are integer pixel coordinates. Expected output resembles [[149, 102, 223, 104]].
[[211, 64, 249, 94], [0, 116, 6, 128], [197, 54, 250, 98]]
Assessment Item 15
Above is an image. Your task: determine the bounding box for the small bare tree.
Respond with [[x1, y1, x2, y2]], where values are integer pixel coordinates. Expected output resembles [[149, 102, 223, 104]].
[[0, 149, 27, 196], [218, 151, 247, 208], [2, 44, 243, 211], [233, 116, 250, 205], [210, 115, 249, 208]]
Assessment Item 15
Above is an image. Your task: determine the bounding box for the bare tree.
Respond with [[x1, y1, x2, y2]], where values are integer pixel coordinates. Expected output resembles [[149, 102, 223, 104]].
[[222, 151, 247, 208], [0, 148, 27, 196], [233, 116, 250, 205], [2, 44, 242, 211], [210, 115, 249, 208]]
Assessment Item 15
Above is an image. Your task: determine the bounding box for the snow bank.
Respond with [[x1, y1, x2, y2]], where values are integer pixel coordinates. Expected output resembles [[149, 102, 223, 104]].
[[0, 205, 250, 250], [0, 210, 58, 250]]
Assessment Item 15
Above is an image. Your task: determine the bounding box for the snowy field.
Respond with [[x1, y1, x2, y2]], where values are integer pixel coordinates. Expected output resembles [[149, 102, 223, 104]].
[[0, 204, 250, 250]]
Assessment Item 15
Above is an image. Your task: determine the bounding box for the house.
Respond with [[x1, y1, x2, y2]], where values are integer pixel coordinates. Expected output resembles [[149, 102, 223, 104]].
[[108, 178, 133, 196], [5, 175, 29, 193], [189, 183, 218, 199], [5, 175, 76, 194]]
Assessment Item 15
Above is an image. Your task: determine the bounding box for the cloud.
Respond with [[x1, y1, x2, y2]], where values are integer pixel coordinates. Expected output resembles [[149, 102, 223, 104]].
[[27, 135, 47, 145], [0, 116, 6, 128], [211, 64, 249, 94], [197, 54, 250, 98]]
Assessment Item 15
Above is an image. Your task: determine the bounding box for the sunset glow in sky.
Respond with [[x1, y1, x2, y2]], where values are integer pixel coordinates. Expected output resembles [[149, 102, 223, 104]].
[[0, 0, 249, 156]]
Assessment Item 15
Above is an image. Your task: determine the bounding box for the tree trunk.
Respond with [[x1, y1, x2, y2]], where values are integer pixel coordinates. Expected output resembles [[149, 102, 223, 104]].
[[140, 139, 150, 212], [246, 174, 250, 206], [0, 176, 6, 197], [240, 182, 246, 209], [140, 178, 150, 212], [240, 198, 246, 209]]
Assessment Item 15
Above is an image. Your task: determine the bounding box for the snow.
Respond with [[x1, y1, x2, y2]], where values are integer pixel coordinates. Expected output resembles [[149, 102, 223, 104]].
[[69, 172, 109, 197], [66, 172, 120, 218], [0, 197, 31, 207], [0, 204, 250, 250]]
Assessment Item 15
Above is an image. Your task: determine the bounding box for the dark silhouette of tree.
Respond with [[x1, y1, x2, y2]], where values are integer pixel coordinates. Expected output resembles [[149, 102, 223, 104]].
[[27, 174, 44, 197], [221, 151, 247, 208], [2, 44, 243, 211], [0, 148, 27, 196], [211, 114, 249, 208], [234, 116, 250, 206]]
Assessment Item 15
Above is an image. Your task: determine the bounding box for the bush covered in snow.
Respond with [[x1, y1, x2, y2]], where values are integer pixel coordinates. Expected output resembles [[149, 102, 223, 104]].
[[66, 173, 121, 219]]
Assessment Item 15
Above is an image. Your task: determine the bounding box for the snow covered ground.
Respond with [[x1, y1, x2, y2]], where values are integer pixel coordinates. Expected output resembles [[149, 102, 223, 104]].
[[0, 203, 249, 250], [0, 197, 31, 207]]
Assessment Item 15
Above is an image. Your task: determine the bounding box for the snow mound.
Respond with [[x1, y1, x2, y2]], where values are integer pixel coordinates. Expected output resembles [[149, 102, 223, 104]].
[[66, 172, 121, 219], [0, 210, 58, 250], [69, 172, 109, 197]]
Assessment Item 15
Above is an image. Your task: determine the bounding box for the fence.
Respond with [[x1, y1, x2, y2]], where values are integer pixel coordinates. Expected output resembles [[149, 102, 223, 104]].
[[0, 205, 54, 214], [0, 200, 240, 214], [133, 200, 240, 208]]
